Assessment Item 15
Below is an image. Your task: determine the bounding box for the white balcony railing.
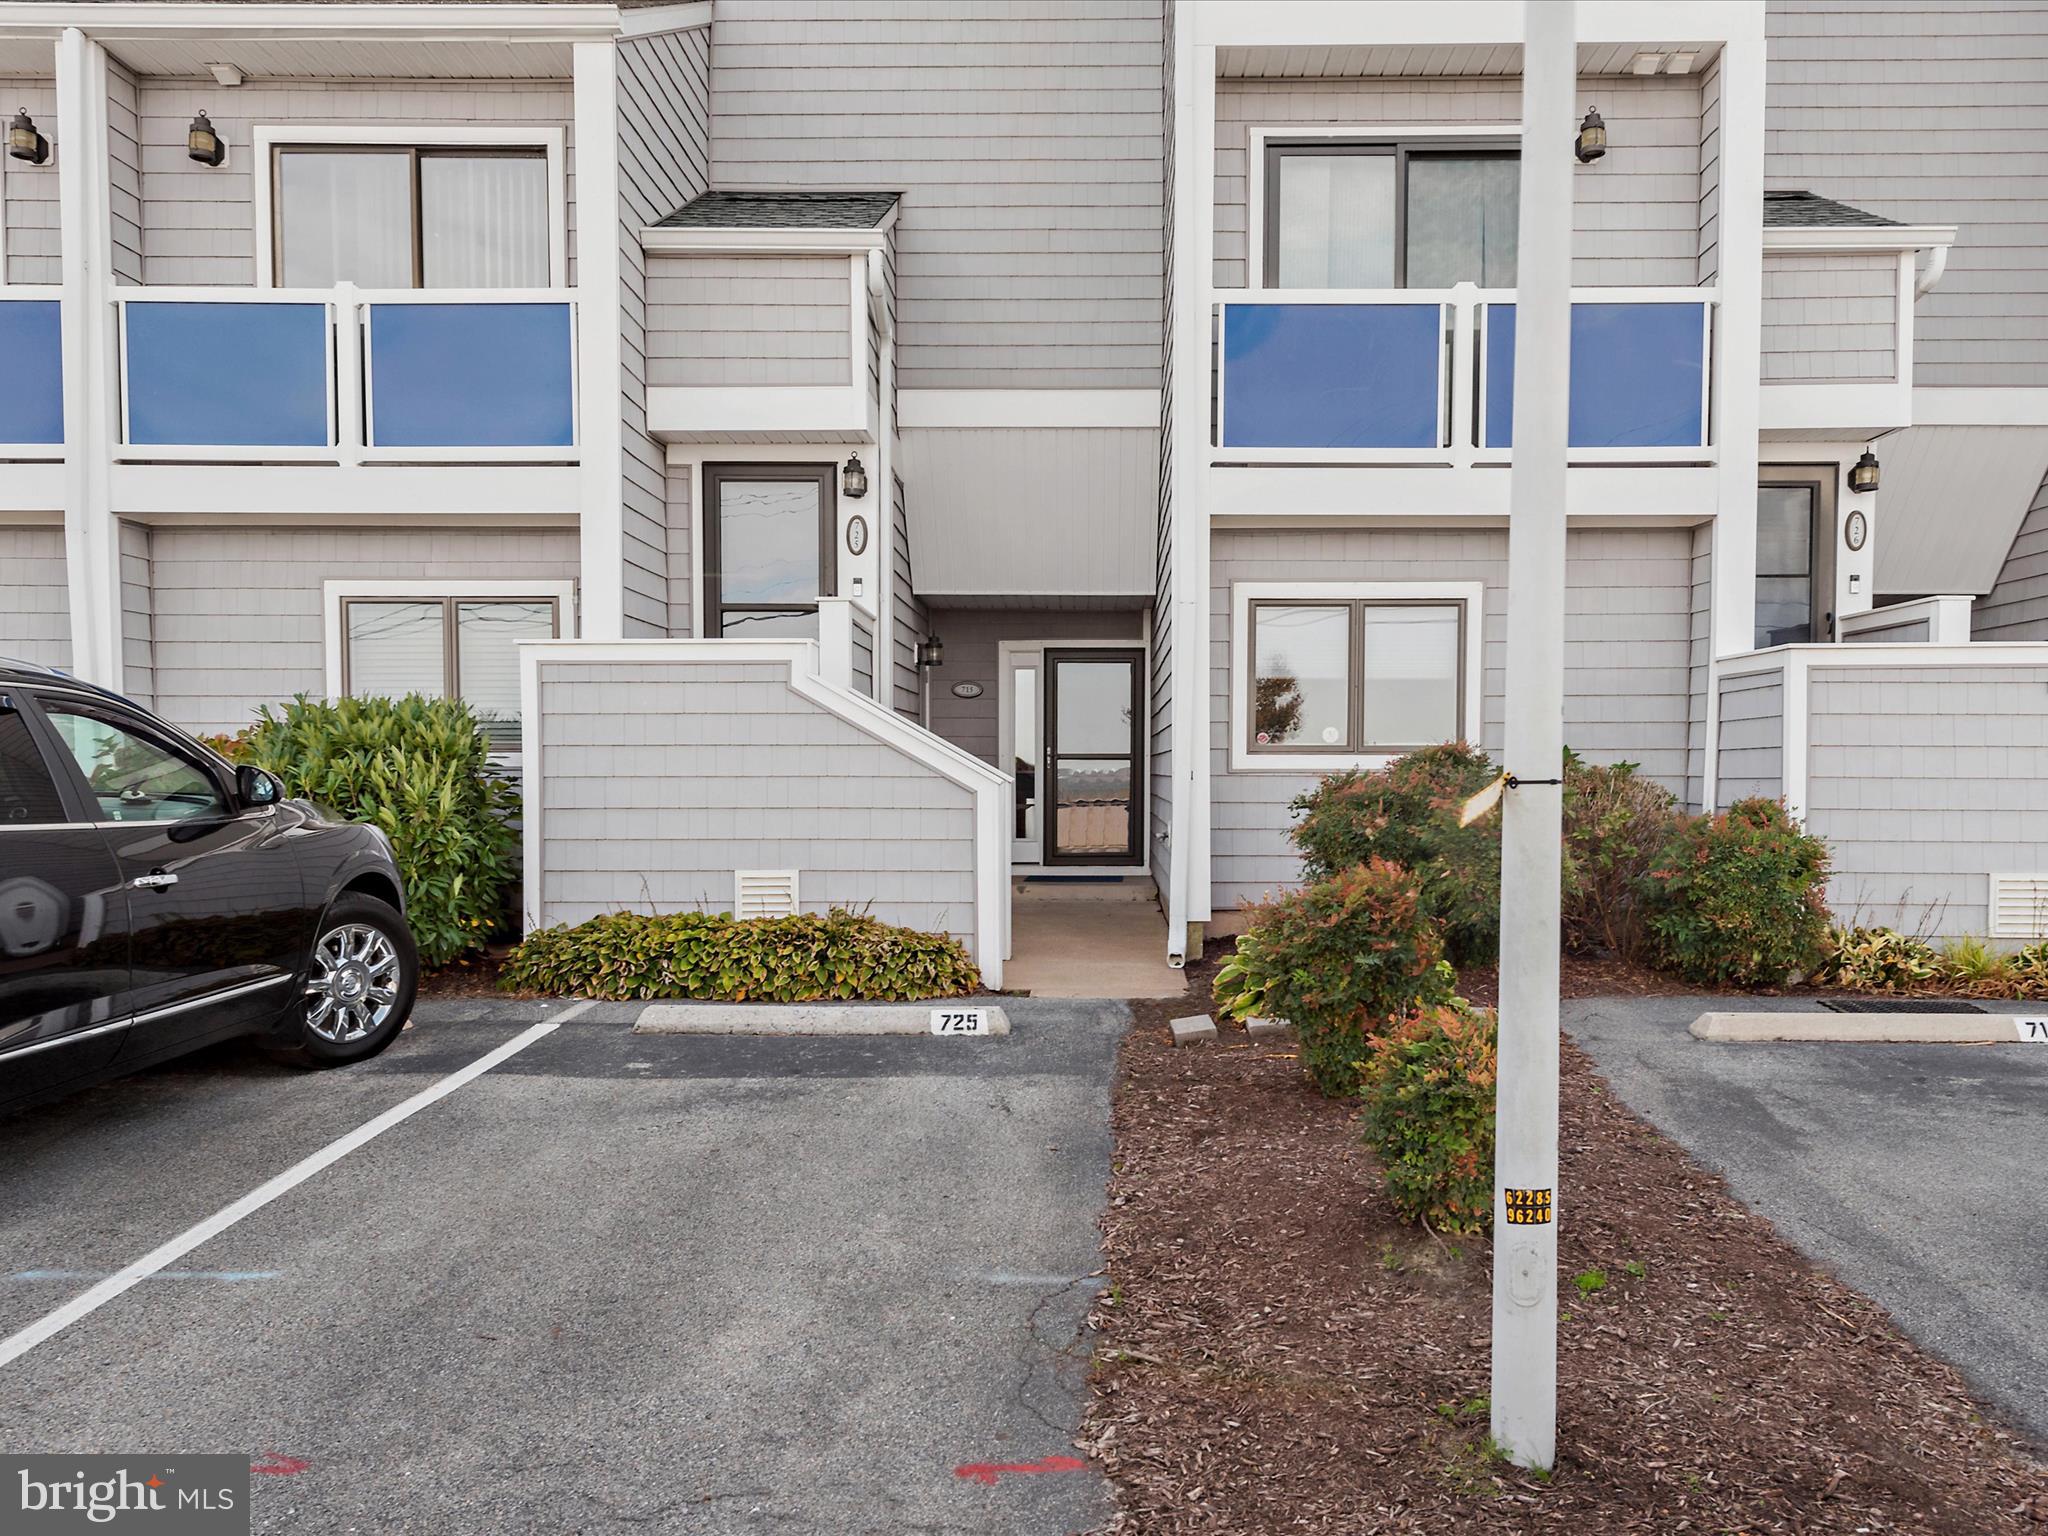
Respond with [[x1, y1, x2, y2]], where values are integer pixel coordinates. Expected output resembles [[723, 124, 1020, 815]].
[[112, 284, 579, 465], [0, 288, 65, 460], [1213, 283, 1715, 468]]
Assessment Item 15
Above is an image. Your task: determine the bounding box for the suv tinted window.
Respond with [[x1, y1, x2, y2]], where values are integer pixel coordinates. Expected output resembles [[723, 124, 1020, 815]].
[[42, 701, 226, 823], [0, 709, 66, 824]]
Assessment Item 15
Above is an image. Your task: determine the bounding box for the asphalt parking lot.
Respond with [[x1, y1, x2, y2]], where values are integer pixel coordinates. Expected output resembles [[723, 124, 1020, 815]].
[[0, 999, 1123, 1534], [1567, 995, 2048, 1445]]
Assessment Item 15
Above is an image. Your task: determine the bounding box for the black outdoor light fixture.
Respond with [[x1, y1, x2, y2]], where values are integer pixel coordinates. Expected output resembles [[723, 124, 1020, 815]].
[[916, 634, 944, 669], [1574, 106, 1607, 163], [841, 452, 869, 500], [8, 109, 49, 166], [187, 110, 226, 167], [1847, 450, 1881, 494]]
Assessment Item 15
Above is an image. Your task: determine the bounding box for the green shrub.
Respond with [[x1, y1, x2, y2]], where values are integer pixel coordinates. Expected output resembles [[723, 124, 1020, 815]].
[[242, 694, 519, 966], [1358, 1001, 1498, 1235], [1214, 859, 1453, 1096], [1561, 757, 1682, 960], [502, 908, 980, 1001], [1289, 743, 1504, 966], [2012, 941, 2048, 1001], [1642, 798, 1831, 988], [1819, 926, 1938, 992], [1934, 935, 2010, 995]]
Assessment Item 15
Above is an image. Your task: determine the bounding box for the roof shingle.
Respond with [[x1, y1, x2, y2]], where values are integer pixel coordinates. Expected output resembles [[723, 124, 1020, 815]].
[[655, 190, 901, 231], [1762, 189, 1901, 230]]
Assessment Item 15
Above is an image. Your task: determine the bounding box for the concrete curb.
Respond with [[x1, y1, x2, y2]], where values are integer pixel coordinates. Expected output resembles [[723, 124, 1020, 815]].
[[633, 1003, 1010, 1037], [1690, 1010, 2037, 1044]]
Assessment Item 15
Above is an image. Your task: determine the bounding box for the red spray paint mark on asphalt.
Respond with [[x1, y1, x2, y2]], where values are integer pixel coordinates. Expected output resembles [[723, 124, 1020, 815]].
[[250, 1453, 310, 1477], [953, 1455, 1088, 1486]]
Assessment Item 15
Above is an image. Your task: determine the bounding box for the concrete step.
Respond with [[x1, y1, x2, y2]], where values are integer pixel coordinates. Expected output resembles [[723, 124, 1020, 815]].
[[1011, 875, 1158, 905]]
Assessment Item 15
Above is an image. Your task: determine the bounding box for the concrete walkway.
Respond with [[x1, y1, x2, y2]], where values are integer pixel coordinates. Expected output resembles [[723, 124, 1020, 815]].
[[1004, 881, 1186, 1000]]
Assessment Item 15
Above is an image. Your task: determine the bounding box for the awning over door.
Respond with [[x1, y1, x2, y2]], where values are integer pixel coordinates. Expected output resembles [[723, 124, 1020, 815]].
[[1875, 426, 2048, 596]]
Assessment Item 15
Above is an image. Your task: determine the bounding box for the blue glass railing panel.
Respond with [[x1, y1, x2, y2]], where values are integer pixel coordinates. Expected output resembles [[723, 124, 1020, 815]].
[[1483, 301, 1708, 450], [0, 300, 63, 444], [368, 303, 574, 449], [124, 302, 330, 447], [1222, 303, 1442, 450]]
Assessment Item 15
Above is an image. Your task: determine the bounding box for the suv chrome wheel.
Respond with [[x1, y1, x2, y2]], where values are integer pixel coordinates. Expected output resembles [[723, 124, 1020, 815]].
[[305, 922, 401, 1043]]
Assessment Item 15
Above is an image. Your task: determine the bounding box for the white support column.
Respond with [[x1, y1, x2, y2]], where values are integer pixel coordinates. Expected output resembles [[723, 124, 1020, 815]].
[[1490, 0, 1574, 1475], [572, 39, 624, 640], [1709, 12, 1767, 661], [1179, 44, 1219, 941], [57, 27, 121, 688]]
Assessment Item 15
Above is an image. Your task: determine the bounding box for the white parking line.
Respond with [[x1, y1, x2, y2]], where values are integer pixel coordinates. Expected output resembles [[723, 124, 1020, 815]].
[[0, 1005, 591, 1371]]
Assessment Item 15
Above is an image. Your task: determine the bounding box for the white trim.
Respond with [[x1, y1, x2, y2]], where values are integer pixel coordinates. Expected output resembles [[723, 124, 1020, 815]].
[[571, 40, 623, 640], [1709, 20, 1765, 666], [996, 637, 1153, 876], [322, 577, 575, 703], [1839, 594, 1973, 644], [646, 384, 871, 440], [1189, 0, 1753, 47], [1759, 381, 1911, 435], [0, 4, 621, 40], [1227, 580, 1486, 775], [517, 639, 1012, 987], [251, 124, 568, 291], [1911, 388, 2048, 427], [640, 224, 891, 257], [1761, 225, 1955, 255], [896, 389, 1161, 431], [616, 2, 713, 40]]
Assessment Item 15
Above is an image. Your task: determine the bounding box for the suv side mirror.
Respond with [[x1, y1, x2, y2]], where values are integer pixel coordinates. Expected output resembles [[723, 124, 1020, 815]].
[[237, 765, 282, 808]]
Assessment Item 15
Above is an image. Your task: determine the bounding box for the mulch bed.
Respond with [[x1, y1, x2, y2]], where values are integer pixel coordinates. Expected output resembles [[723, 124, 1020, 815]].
[[417, 947, 535, 999], [1081, 952, 2047, 1534]]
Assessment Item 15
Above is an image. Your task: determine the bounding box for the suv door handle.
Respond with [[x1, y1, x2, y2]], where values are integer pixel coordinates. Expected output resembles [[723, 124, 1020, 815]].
[[131, 872, 179, 889]]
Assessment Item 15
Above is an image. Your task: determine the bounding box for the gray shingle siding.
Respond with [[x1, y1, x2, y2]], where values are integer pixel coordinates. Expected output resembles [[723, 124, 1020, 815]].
[[535, 657, 978, 943], [1697, 52, 1722, 286], [107, 61, 143, 287], [620, 29, 712, 639], [3, 81, 59, 285], [143, 525, 580, 735], [119, 521, 154, 709], [891, 474, 928, 719], [1805, 663, 2048, 937], [0, 525, 70, 670], [1846, 616, 1932, 642], [1761, 250, 1898, 382], [644, 254, 851, 387], [1208, 526, 1695, 911], [1214, 73, 1707, 290], [706, 0, 1165, 389], [1766, 0, 2048, 386], [1714, 672, 1785, 802], [1973, 472, 2048, 639], [664, 463, 693, 638]]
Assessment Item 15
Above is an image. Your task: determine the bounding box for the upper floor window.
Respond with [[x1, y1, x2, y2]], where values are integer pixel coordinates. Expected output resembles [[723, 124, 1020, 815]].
[[274, 145, 548, 289], [1264, 141, 1519, 290]]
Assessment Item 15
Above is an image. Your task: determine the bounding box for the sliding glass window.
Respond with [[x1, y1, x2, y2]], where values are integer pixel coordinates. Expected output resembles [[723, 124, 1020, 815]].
[[1249, 599, 1465, 754], [1265, 141, 1518, 289]]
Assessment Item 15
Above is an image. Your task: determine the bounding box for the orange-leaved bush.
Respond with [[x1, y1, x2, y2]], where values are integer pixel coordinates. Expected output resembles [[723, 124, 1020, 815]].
[[1358, 1001, 1498, 1235]]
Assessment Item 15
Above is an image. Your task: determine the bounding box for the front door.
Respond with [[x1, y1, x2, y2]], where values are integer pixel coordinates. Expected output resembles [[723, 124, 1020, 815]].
[[1043, 650, 1143, 867]]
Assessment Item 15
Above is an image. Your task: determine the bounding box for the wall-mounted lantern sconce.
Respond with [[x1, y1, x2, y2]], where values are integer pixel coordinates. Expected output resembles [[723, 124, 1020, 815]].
[[841, 452, 869, 500], [1574, 107, 1607, 163], [1847, 450, 1881, 495], [8, 109, 49, 166], [187, 110, 226, 167], [916, 634, 944, 669]]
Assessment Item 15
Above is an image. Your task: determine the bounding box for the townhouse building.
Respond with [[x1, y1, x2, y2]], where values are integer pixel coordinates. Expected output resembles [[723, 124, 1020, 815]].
[[1, 0, 2043, 983]]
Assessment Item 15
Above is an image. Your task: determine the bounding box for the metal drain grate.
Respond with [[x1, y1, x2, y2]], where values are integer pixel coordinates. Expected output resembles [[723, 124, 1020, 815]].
[[1817, 998, 1987, 1015]]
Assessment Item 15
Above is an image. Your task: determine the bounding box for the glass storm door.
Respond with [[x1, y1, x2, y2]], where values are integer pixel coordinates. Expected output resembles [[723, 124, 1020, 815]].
[[1007, 652, 1042, 864], [1043, 650, 1142, 866]]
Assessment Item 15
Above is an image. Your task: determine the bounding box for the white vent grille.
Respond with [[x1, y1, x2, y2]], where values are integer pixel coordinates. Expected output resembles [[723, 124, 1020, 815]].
[[1989, 874, 2048, 939], [735, 869, 799, 921]]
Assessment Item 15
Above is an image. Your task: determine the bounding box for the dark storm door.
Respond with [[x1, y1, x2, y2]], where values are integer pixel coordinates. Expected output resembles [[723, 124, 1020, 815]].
[[1043, 650, 1143, 866]]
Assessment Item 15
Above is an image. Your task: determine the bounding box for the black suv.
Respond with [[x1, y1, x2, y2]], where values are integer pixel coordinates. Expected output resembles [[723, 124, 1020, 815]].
[[0, 660, 418, 1113]]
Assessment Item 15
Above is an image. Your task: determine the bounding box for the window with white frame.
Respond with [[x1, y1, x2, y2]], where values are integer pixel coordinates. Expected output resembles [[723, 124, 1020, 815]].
[[1236, 587, 1478, 766], [327, 584, 570, 749], [1264, 140, 1520, 290], [273, 144, 550, 289]]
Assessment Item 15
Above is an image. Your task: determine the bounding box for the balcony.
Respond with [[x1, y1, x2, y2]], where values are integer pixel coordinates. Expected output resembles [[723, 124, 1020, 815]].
[[113, 286, 579, 465], [1214, 285, 1715, 469], [1, 290, 64, 459]]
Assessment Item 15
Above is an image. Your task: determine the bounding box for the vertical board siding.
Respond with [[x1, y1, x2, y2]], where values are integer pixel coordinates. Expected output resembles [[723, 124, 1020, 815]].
[[894, 427, 1159, 599], [145, 525, 580, 734], [644, 254, 851, 386], [619, 29, 712, 639], [1973, 472, 2048, 639], [107, 62, 143, 286], [536, 657, 977, 942], [1761, 251, 1898, 382], [0, 525, 70, 668], [1804, 663, 2048, 937], [119, 520, 155, 708], [707, 0, 1165, 389], [134, 79, 577, 287], [1767, 0, 2048, 386], [1714, 671, 1785, 802], [891, 474, 928, 719], [1213, 73, 1706, 290], [1686, 521, 1713, 810], [920, 607, 1145, 766], [1208, 526, 1695, 911], [3, 81, 59, 285]]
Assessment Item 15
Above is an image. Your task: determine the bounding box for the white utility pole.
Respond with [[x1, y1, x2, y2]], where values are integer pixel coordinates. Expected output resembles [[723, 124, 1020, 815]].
[[1490, 0, 1574, 1472]]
